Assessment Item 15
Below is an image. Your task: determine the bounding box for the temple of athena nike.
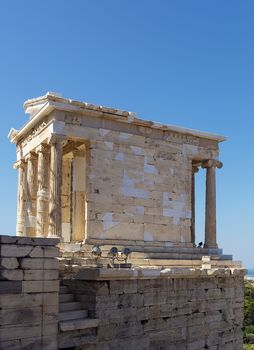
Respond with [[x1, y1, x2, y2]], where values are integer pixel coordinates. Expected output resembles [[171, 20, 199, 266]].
[[1, 92, 244, 350], [9, 92, 224, 253]]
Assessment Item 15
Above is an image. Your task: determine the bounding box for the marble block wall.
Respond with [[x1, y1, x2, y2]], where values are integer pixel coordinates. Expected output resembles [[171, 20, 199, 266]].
[[0, 235, 60, 350], [63, 270, 244, 350]]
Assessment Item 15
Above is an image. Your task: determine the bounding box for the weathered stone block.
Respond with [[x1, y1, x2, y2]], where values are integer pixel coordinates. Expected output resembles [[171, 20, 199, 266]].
[[0, 281, 22, 294], [0, 324, 41, 341], [0, 293, 42, 309], [0, 269, 23, 281], [23, 269, 58, 280], [42, 321, 58, 335], [42, 292, 59, 306], [42, 335, 58, 350], [20, 337, 42, 350], [22, 280, 59, 293], [0, 244, 32, 257], [20, 258, 59, 270], [0, 307, 43, 326], [0, 339, 20, 350], [0, 258, 19, 270], [29, 246, 59, 258]]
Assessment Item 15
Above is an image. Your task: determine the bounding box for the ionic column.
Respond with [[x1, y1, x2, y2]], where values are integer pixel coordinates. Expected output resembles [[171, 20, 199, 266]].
[[202, 159, 223, 249], [71, 149, 86, 242], [48, 134, 65, 238], [191, 165, 199, 247], [14, 160, 26, 236], [36, 144, 49, 237], [26, 152, 37, 237]]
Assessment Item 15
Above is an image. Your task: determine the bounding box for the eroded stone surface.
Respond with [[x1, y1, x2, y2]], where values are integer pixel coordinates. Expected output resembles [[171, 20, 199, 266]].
[[10, 93, 224, 249]]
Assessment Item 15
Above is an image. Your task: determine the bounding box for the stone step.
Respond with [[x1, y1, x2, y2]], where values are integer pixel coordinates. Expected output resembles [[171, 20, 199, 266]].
[[59, 301, 82, 312], [59, 309, 88, 321], [59, 286, 69, 294], [59, 293, 74, 303], [59, 318, 99, 332]]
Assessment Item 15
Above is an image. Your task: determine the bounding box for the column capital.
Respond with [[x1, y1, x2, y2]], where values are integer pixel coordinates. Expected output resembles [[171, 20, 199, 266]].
[[48, 133, 66, 145], [35, 143, 50, 154], [202, 159, 223, 169], [13, 159, 26, 170], [192, 165, 199, 174], [25, 152, 37, 162]]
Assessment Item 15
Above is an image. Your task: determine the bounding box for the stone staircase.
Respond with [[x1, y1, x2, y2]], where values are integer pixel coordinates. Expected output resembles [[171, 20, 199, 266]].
[[58, 284, 99, 349]]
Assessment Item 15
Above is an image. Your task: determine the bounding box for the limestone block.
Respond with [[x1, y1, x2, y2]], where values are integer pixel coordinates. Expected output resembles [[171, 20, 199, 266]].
[[24, 269, 58, 281], [187, 339, 206, 350], [20, 337, 42, 350], [112, 195, 134, 205], [42, 320, 58, 335], [0, 293, 42, 309], [29, 246, 59, 258], [30, 237, 60, 246], [0, 307, 44, 326], [88, 221, 144, 241], [112, 213, 134, 223], [96, 295, 119, 309], [0, 236, 18, 244], [0, 281, 22, 294], [115, 320, 143, 338], [42, 292, 59, 306], [42, 335, 58, 350], [0, 244, 32, 257], [20, 258, 59, 270], [0, 257, 19, 269], [123, 280, 138, 294], [43, 304, 58, 322], [144, 291, 167, 306], [0, 340, 20, 350], [133, 214, 154, 224], [22, 280, 59, 293], [97, 324, 117, 341], [0, 324, 41, 341], [118, 293, 144, 308], [0, 269, 23, 281], [144, 223, 179, 242]]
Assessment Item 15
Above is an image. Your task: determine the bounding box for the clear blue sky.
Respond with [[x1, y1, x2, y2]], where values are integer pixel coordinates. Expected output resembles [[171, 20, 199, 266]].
[[0, 1, 253, 267]]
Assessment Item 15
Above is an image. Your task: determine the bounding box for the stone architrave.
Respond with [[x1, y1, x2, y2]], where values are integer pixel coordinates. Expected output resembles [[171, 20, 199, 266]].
[[48, 134, 65, 238], [202, 159, 223, 249], [14, 160, 26, 236], [36, 144, 49, 237], [25, 152, 37, 237]]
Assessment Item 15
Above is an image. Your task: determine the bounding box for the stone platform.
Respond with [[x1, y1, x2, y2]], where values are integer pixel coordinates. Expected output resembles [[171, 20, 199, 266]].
[[61, 265, 245, 350]]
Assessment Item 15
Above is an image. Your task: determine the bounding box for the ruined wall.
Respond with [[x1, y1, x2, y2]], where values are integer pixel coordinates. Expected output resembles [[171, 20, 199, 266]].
[[0, 235, 59, 350], [64, 271, 244, 350]]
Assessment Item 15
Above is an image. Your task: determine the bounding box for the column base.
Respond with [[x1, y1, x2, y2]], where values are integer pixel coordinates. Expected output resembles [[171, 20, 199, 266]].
[[47, 234, 63, 242], [204, 243, 218, 249]]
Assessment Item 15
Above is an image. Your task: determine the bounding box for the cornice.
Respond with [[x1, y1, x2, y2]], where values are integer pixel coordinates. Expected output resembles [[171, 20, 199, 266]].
[[9, 92, 227, 144]]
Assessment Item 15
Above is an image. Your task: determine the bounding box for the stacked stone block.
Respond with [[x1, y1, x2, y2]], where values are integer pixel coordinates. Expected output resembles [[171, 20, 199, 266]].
[[0, 235, 59, 350], [64, 272, 244, 350], [65, 117, 218, 247]]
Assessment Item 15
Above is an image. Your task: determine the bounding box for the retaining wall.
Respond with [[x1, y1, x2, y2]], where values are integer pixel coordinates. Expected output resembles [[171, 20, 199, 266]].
[[64, 268, 244, 350], [0, 235, 60, 350]]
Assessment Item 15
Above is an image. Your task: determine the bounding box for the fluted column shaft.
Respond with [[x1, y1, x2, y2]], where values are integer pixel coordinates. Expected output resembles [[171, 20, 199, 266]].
[[15, 160, 26, 236], [202, 159, 223, 249], [36, 144, 49, 237], [26, 152, 37, 237], [48, 135, 64, 238]]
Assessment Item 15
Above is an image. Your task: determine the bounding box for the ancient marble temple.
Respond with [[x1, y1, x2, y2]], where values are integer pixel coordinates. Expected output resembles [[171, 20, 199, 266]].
[[9, 92, 225, 253]]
